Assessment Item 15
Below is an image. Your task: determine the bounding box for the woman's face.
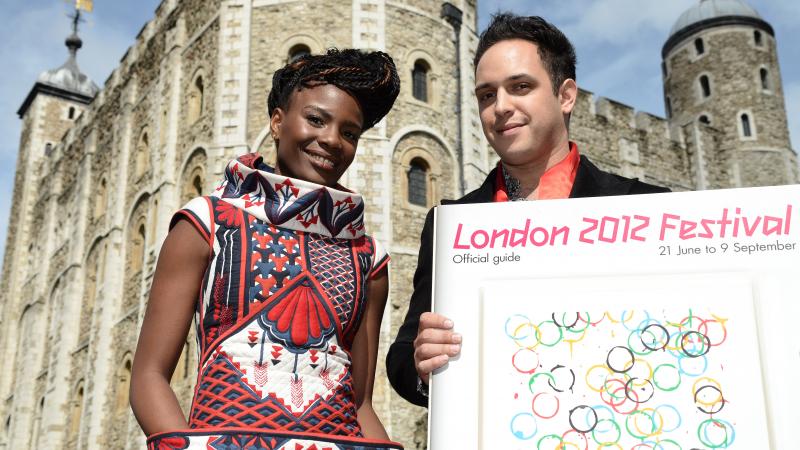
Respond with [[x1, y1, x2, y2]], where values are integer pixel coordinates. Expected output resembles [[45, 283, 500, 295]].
[[270, 84, 363, 187]]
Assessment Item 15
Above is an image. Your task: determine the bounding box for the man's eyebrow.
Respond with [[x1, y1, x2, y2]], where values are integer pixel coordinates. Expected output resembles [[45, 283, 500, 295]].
[[474, 82, 492, 92], [508, 73, 532, 81], [475, 73, 533, 91]]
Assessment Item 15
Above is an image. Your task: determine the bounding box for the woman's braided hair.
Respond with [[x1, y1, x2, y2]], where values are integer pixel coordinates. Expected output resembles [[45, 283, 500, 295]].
[[267, 48, 400, 131]]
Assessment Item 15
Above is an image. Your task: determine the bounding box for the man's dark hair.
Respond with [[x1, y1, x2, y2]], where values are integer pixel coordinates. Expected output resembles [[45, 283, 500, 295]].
[[267, 48, 400, 130], [475, 13, 577, 95]]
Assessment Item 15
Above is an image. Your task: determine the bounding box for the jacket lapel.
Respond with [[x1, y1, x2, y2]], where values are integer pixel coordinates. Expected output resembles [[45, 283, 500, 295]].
[[570, 155, 635, 198], [444, 167, 498, 205]]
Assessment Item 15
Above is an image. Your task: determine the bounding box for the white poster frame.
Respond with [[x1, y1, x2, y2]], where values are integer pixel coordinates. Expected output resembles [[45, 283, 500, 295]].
[[428, 185, 800, 449]]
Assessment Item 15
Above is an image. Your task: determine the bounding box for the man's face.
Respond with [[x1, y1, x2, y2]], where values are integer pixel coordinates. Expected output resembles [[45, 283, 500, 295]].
[[475, 39, 573, 167]]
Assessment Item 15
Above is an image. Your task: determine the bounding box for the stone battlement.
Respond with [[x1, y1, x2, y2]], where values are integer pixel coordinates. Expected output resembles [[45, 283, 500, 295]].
[[576, 88, 679, 144]]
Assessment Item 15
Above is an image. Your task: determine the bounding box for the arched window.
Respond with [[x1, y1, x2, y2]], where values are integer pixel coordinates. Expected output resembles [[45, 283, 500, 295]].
[[694, 38, 705, 55], [181, 150, 207, 203], [150, 200, 159, 239], [699, 115, 710, 125], [115, 357, 132, 414], [288, 44, 311, 63], [754, 30, 763, 47], [160, 109, 168, 146], [94, 178, 107, 220], [135, 132, 150, 178], [760, 68, 770, 90], [407, 158, 428, 207], [69, 381, 84, 438], [192, 175, 203, 197], [27, 243, 34, 273], [131, 224, 146, 275], [68, 106, 76, 120], [188, 73, 204, 123], [699, 75, 711, 98], [412, 60, 430, 102], [194, 76, 204, 111], [45, 143, 52, 155], [79, 260, 97, 342], [123, 203, 149, 312], [741, 113, 752, 137], [182, 167, 205, 203], [30, 397, 44, 448]]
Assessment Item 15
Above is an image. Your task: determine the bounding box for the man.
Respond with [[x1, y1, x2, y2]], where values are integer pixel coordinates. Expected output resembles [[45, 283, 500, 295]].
[[386, 13, 669, 406]]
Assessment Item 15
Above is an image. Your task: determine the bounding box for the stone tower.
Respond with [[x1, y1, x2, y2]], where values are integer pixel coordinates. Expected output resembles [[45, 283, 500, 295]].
[[662, 0, 798, 187], [0, 16, 99, 450]]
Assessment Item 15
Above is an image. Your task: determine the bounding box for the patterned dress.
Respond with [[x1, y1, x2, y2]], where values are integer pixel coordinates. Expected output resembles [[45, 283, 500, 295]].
[[147, 154, 402, 450]]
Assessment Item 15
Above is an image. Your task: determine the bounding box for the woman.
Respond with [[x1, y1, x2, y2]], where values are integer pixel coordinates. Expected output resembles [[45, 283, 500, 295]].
[[130, 48, 402, 450]]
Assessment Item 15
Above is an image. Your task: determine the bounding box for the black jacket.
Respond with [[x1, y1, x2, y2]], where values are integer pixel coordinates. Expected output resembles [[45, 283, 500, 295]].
[[385, 155, 670, 406]]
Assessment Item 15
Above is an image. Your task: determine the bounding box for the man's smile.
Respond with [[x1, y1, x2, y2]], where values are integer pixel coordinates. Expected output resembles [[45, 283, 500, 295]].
[[496, 123, 525, 135]]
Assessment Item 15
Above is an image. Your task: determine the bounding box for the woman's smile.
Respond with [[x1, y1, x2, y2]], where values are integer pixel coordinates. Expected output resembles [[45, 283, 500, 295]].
[[302, 147, 337, 170]]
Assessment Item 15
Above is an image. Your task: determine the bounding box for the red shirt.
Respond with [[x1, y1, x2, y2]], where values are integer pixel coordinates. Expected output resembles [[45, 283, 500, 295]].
[[493, 142, 580, 202]]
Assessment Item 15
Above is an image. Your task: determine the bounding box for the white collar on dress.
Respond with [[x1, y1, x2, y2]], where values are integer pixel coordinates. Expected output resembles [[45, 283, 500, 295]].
[[212, 154, 366, 239]]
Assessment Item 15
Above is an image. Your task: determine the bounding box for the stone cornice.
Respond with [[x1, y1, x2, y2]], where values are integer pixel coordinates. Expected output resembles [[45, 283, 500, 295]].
[[663, 15, 774, 59], [17, 82, 95, 118]]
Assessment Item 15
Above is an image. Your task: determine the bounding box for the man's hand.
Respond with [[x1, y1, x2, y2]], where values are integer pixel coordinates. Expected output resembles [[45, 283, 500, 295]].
[[413, 312, 462, 384]]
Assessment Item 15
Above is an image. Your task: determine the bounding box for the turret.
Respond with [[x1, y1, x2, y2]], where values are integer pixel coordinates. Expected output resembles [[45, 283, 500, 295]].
[[662, 0, 797, 186]]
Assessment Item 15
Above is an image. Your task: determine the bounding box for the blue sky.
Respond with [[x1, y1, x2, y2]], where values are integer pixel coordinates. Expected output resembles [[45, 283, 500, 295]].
[[1, 0, 798, 267]]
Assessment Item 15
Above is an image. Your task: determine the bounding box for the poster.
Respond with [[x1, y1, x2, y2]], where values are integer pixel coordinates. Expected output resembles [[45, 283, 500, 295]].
[[479, 275, 764, 449], [429, 185, 800, 449]]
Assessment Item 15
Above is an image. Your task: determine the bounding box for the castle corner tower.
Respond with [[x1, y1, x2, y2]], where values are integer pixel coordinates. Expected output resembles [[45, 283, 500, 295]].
[[662, 0, 798, 187], [1, 10, 99, 450]]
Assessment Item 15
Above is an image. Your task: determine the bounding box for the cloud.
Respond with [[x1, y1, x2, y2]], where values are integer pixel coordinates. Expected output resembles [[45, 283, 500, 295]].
[[578, 45, 666, 117], [759, 1, 800, 21], [480, 0, 694, 41], [560, 0, 693, 46]]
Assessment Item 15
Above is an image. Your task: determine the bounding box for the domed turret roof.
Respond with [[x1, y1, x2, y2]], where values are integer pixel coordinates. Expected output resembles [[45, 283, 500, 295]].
[[36, 33, 99, 98], [663, 0, 773, 58], [670, 0, 761, 36], [18, 29, 99, 117]]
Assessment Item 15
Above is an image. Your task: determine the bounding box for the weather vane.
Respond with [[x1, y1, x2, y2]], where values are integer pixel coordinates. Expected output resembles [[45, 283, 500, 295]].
[[66, 0, 93, 34]]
